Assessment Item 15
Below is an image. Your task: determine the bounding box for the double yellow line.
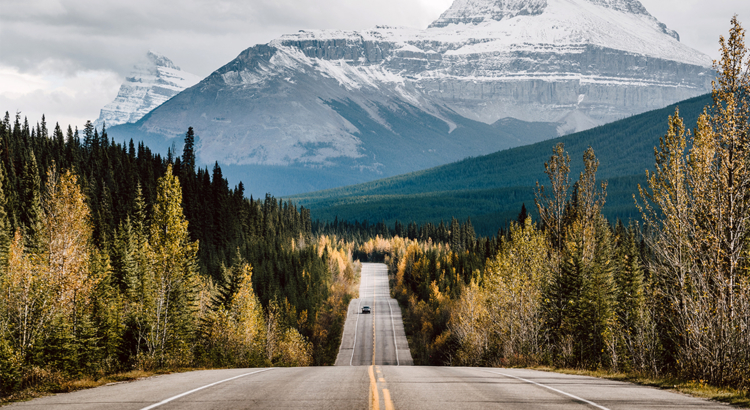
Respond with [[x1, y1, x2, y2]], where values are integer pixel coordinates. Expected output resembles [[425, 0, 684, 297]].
[[368, 268, 395, 410]]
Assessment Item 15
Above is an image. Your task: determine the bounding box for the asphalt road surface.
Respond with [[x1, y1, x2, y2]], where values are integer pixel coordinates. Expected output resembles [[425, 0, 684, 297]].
[[7, 263, 732, 410], [335, 262, 413, 366]]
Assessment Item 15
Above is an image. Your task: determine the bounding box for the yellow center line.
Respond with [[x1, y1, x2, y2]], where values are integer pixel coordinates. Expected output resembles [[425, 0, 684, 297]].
[[368, 267, 396, 410], [383, 388, 395, 410], [372, 269, 377, 366], [368, 365, 379, 410]]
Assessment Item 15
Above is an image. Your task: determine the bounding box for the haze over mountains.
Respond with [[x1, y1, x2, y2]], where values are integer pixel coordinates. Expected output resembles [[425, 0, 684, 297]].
[[293, 93, 713, 235], [96, 52, 200, 128], [107, 0, 713, 196]]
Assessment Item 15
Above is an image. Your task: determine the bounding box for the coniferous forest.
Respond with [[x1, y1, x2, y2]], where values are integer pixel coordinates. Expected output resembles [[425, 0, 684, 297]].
[[0, 117, 359, 397]]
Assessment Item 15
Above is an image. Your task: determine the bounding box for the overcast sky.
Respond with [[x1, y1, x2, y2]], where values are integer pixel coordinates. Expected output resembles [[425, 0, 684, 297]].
[[0, 0, 748, 130]]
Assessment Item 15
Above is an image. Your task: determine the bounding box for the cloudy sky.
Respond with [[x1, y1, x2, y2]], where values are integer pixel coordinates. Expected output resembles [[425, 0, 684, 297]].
[[0, 0, 747, 129]]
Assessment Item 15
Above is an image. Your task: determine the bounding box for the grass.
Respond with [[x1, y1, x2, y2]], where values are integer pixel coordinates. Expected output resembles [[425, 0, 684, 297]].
[[0, 368, 197, 406], [531, 366, 750, 408]]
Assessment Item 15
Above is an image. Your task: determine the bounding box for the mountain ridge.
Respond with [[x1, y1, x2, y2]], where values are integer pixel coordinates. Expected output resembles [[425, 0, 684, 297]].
[[290, 93, 713, 235], [108, 0, 712, 195]]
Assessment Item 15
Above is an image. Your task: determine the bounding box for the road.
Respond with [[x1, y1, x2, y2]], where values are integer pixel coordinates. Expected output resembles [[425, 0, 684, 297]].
[[7, 263, 732, 409], [335, 263, 413, 366]]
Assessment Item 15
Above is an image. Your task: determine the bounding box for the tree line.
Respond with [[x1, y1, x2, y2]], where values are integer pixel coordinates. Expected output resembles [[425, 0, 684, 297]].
[[358, 18, 750, 392], [0, 118, 358, 397]]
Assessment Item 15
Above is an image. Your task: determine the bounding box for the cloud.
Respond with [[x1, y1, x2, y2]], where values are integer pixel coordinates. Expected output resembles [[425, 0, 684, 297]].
[[0, 0, 448, 78], [0, 0, 747, 130], [643, 0, 745, 61], [0, 68, 120, 129]]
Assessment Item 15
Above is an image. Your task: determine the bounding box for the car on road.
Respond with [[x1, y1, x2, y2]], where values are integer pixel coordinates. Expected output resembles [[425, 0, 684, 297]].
[[361, 306, 371, 314]]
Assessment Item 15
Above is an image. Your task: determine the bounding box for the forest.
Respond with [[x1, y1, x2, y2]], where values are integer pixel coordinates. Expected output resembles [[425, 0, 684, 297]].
[[0, 117, 359, 397], [292, 93, 713, 236], [349, 18, 750, 394]]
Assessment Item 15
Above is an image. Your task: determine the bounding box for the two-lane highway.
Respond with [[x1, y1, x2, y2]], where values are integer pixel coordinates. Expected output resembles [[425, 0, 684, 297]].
[[336, 263, 413, 367], [7, 263, 733, 409]]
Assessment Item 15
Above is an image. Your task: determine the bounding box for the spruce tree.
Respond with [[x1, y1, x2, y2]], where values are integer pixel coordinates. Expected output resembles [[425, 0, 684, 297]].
[[20, 152, 44, 253], [182, 127, 196, 176], [0, 163, 10, 267], [614, 224, 646, 367]]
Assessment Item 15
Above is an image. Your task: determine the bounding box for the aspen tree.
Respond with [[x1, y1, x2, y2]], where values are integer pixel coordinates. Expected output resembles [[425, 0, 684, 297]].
[[535, 142, 571, 252], [638, 16, 750, 387], [146, 165, 199, 366], [43, 166, 95, 328], [483, 218, 547, 365]]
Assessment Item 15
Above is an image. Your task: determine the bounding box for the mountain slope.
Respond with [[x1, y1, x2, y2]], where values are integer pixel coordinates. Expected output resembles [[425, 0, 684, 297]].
[[291, 93, 712, 235], [96, 52, 200, 128], [108, 0, 711, 195]]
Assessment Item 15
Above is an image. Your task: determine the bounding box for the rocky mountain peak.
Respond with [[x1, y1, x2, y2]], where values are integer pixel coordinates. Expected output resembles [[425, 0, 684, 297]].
[[430, 0, 656, 28], [429, 0, 547, 28], [146, 50, 180, 70], [95, 52, 200, 128]]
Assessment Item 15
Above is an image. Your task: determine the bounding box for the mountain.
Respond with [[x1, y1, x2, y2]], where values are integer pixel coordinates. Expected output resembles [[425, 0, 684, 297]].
[[108, 0, 712, 196], [95, 52, 200, 128], [291, 93, 712, 236]]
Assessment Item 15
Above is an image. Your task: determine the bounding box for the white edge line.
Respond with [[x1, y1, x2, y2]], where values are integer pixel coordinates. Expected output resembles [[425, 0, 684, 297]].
[[485, 370, 611, 410], [387, 299, 399, 366], [350, 297, 362, 366], [140, 368, 274, 410]]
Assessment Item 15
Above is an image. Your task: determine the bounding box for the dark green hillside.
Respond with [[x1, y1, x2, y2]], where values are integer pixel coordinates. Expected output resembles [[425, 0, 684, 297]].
[[298, 174, 645, 237], [293, 93, 712, 234]]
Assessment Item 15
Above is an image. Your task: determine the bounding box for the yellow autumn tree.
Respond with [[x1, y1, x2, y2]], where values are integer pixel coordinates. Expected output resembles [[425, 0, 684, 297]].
[[450, 279, 490, 366], [143, 164, 200, 367], [201, 262, 266, 367], [484, 217, 547, 366], [638, 16, 750, 388], [1, 231, 54, 360], [43, 167, 96, 328], [0, 166, 95, 378]]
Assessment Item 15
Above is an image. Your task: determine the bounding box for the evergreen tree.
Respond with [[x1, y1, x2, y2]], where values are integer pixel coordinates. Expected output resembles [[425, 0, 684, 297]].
[[82, 121, 95, 151], [450, 217, 461, 251], [182, 127, 196, 176], [614, 223, 647, 369], [0, 163, 10, 267], [20, 152, 44, 252], [517, 203, 528, 225]]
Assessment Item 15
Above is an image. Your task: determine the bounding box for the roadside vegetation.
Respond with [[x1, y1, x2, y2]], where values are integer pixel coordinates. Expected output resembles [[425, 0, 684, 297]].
[[342, 18, 750, 404], [0, 119, 359, 399]]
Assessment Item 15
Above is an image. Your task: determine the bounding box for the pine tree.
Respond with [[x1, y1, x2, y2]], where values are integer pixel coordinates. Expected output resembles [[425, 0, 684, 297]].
[[517, 203, 528, 226], [450, 217, 460, 252]]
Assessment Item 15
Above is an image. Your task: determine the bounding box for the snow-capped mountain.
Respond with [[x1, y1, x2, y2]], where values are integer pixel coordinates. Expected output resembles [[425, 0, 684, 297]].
[[109, 0, 713, 195], [95, 52, 200, 128]]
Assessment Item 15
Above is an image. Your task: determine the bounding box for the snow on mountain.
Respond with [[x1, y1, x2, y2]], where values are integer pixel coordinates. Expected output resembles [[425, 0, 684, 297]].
[[110, 0, 714, 194], [95, 52, 200, 128]]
